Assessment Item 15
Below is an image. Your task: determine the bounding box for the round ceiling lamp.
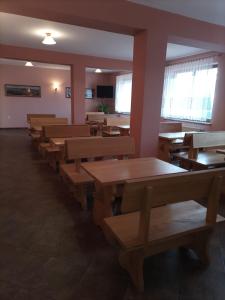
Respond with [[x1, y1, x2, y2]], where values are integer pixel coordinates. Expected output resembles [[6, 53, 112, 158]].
[[95, 68, 102, 73], [25, 61, 33, 67], [42, 32, 56, 45]]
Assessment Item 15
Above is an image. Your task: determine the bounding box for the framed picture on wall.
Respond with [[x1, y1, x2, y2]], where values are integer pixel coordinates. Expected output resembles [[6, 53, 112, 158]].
[[65, 87, 71, 98], [5, 84, 41, 97], [85, 88, 94, 99]]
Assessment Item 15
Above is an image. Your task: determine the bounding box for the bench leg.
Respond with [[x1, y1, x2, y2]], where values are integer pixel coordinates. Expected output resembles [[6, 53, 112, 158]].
[[119, 250, 144, 292], [76, 185, 87, 210], [93, 185, 114, 226], [190, 231, 212, 265]]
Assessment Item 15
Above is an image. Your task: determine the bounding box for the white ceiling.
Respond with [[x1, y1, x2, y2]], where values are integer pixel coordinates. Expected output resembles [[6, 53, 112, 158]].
[[129, 0, 225, 27], [0, 12, 133, 61], [0, 12, 207, 61]]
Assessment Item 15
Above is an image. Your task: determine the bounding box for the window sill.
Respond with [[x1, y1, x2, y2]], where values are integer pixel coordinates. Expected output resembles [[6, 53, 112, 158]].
[[162, 118, 212, 126]]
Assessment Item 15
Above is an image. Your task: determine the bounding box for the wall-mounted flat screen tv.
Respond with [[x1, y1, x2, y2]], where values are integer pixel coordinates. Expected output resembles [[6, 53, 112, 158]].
[[96, 85, 114, 98]]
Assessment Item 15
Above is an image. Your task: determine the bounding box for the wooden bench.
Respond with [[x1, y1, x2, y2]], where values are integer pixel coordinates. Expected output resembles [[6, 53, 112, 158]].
[[86, 112, 104, 118], [103, 116, 130, 137], [30, 117, 68, 130], [40, 124, 90, 169], [103, 168, 225, 291], [158, 132, 196, 162], [60, 136, 135, 209], [29, 117, 68, 147], [176, 131, 225, 170], [159, 122, 182, 133], [27, 113, 56, 124], [86, 114, 105, 135]]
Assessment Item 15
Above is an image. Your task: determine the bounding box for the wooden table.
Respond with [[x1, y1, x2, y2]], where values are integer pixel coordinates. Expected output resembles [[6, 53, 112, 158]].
[[158, 131, 197, 162], [216, 149, 225, 155], [32, 126, 42, 132], [50, 137, 67, 147], [175, 151, 225, 170], [116, 125, 130, 136], [81, 157, 187, 225]]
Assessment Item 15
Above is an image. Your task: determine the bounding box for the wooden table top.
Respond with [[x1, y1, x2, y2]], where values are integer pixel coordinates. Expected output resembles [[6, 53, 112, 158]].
[[50, 138, 67, 146], [177, 151, 225, 167], [159, 131, 197, 141], [81, 157, 187, 185], [117, 125, 130, 129], [216, 149, 225, 155], [32, 126, 42, 132]]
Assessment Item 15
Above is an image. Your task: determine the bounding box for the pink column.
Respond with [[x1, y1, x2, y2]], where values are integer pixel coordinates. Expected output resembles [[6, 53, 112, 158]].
[[211, 54, 225, 130], [71, 62, 86, 124], [130, 30, 167, 157]]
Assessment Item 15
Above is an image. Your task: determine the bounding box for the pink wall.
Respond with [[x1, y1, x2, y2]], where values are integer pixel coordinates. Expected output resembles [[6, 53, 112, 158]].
[[85, 72, 117, 113], [0, 64, 71, 128], [0, 44, 132, 125], [0, 64, 119, 128]]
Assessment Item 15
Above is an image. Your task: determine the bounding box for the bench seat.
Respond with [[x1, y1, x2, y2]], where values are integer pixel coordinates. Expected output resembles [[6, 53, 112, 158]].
[[38, 142, 51, 157], [104, 200, 224, 250], [45, 145, 61, 153], [60, 163, 94, 184], [30, 132, 41, 140]]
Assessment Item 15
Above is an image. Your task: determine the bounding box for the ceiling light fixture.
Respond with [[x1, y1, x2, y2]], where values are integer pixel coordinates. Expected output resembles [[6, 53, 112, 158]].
[[25, 61, 33, 67], [42, 32, 56, 45], [95, 68, 102, 73]]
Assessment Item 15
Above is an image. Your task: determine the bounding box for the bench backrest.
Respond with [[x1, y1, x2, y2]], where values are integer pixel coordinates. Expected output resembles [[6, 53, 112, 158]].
[[87, 114, 105, 122], [184, 131, 225, 158], [65, 136, 135, 160], [86, 112, 104, 116], [105, 116, 130, 127], [27, 113, 56, 123], [159, 122, 182, 133], [121, 168, 225, 243], [43, 125, 90, 138], [30, 117, 68, 128], [192, 132, 225, 148]]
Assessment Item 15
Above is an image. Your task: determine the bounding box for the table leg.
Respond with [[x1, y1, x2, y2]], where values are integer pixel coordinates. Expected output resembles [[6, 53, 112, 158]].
[[93, 183, 114, 226], [158, 139, 171, 162]]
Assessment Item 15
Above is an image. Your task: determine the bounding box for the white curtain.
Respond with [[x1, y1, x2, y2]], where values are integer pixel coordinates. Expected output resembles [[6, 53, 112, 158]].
[[161, 57, 218, 123], [115, 73, 132, 113]]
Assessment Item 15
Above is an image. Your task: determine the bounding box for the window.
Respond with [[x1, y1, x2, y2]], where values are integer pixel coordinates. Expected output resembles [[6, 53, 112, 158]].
[[115, 73, 132, 113], [161, 57, 218, 123]]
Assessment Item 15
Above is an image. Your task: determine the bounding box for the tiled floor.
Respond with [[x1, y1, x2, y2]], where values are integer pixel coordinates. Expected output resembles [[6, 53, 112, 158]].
[[0, 129, 225, 300]]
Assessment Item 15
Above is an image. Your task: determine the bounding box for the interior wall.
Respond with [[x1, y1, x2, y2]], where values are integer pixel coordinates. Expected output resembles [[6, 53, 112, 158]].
[[85, 72, 116, 113], [0, 64, 118, 128], [0, 64, 71, 128]]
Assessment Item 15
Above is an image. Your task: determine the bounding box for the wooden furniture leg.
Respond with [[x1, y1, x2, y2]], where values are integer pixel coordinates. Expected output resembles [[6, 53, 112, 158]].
[[76, 184, 87, 210], [190, 231, 212, 265], [119, 250, 144, 292], [158, 140, 171, 162], [93, 184, 114, 226]]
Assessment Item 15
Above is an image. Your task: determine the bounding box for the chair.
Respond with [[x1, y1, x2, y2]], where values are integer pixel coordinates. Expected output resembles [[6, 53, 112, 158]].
[[103, 168, 225, 291]]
